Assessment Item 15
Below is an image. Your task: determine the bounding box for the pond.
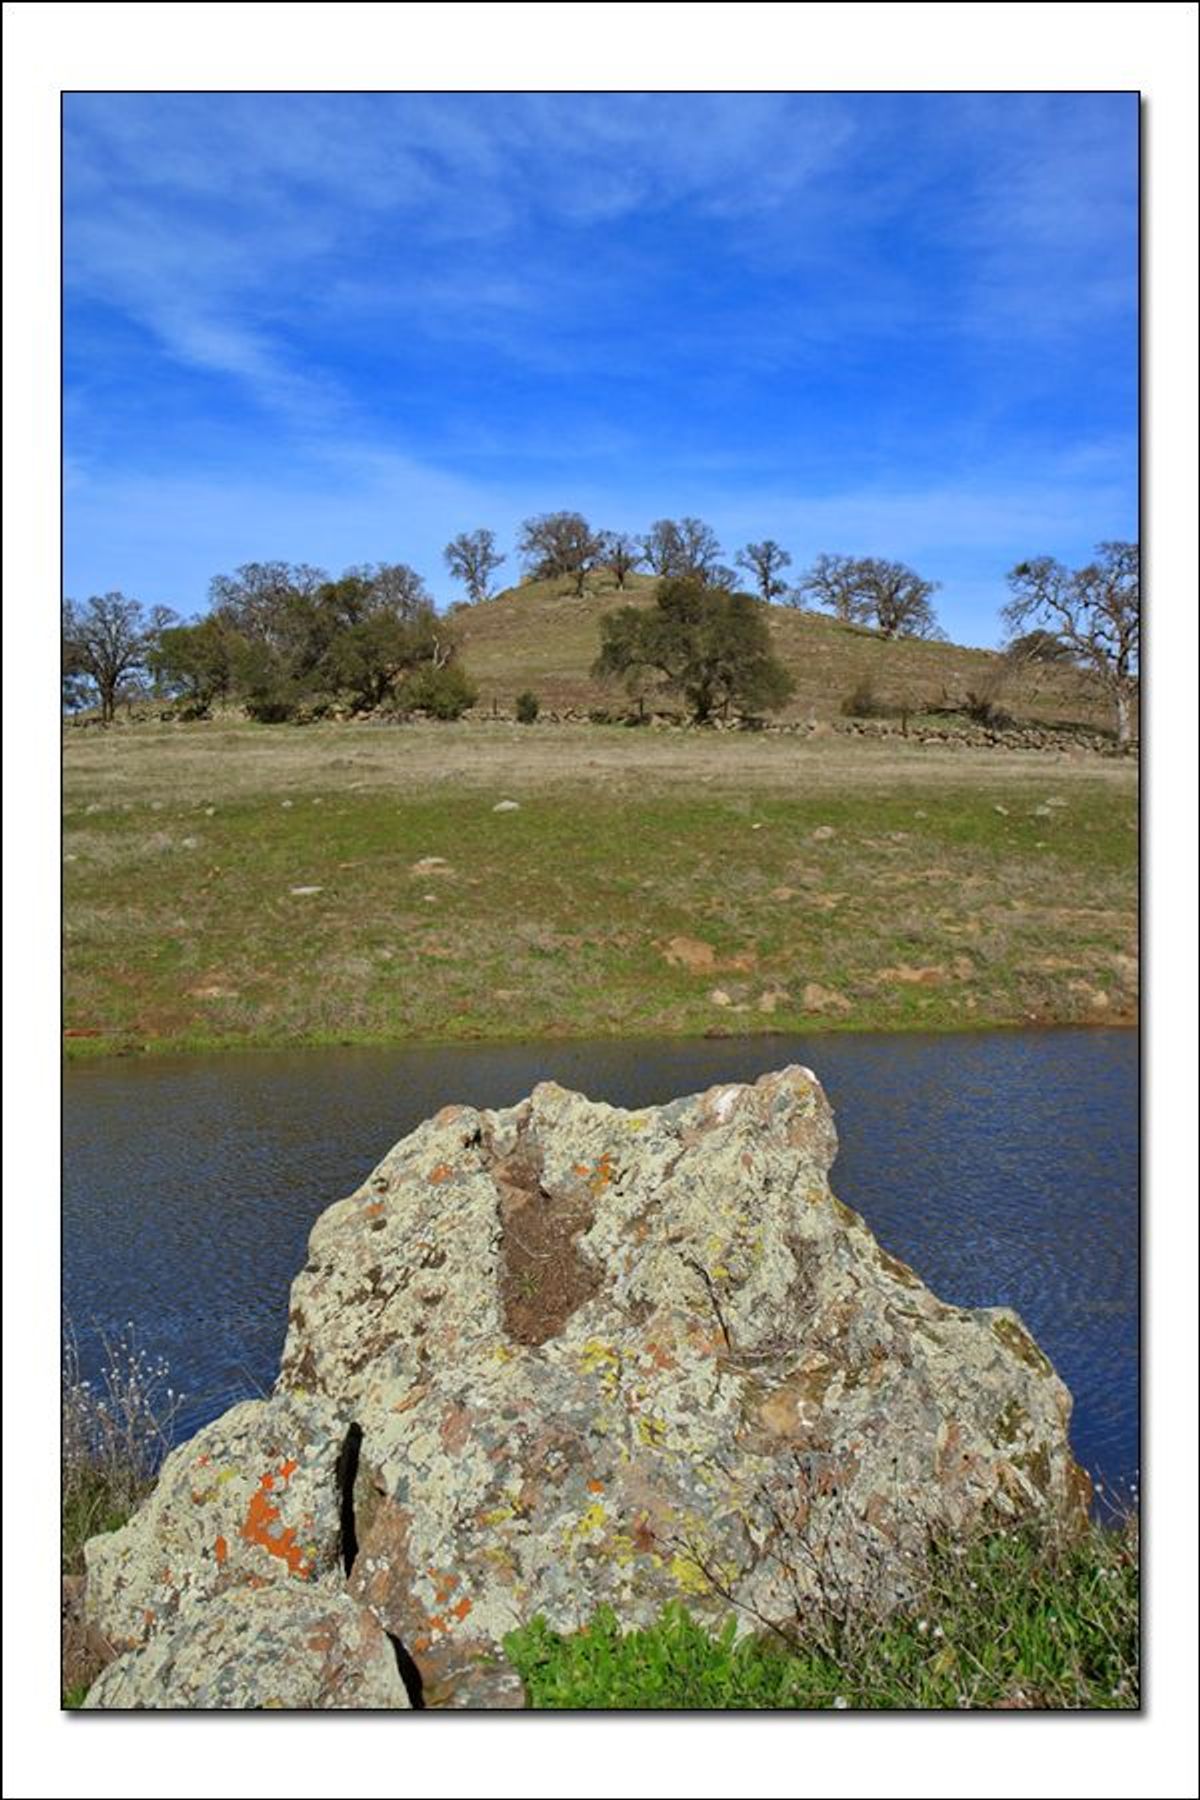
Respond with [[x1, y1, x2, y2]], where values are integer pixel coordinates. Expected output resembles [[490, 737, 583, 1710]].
[[63, 1029, 1138, 1509]]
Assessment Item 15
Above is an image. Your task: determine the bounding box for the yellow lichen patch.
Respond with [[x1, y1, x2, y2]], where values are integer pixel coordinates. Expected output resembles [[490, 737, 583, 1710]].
[[635, 1414, 668, 1447], [669, 1552, 711, 1596], [578, 1339, 621, 1394]]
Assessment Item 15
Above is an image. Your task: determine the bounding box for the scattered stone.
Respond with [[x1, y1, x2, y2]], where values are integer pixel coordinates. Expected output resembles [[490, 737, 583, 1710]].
[[769, 886, 798, 902], [180, 837, 199, 850], [750, 822, 766, 832], [708, 988, 733, 1007], [290, 885, 324, 896], [993, 804, 1009, 816], [661, 936, 716, 973], [801, 982, 852, 1015], [186, 983, 239, 1000], [493, 800, 521, 813], [1110, 953, 1138, 990], [411, 858, 453, 877], [1033, 805, 1053, 818], [84, 1070, 1090, 1709], [281, 800, 294, 809], [877, 964, 945, 986], [204, 807, 216, 817], [757, 989, 789, 1014], [810, 825, 836, 841]]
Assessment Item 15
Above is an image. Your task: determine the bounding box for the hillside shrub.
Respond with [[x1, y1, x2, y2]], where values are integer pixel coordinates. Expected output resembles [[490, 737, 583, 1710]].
[[402, 662, 478, 720], [515, 690, 540, 724]]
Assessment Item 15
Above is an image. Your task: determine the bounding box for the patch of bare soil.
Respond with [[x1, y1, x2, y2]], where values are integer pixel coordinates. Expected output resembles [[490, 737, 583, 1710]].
[[493, 1133, 602, 1346]]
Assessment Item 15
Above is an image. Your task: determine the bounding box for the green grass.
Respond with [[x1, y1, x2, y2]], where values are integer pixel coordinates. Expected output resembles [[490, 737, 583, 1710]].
[[63, 721, 1137, 1057], [504, 1517, 1139, 1710]]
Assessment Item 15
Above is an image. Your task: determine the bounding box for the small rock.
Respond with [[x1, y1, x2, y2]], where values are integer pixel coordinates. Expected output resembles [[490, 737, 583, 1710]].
[[281, 800, 294, 809], [802, 982, 851, 1015], [757, 989, 789, 1014], [709, 988, 733, 1007], [180, 837, 199, 849], [493, 800, 521, 813], [411, 858, 453, 876], [811, 825, 836, 841], [290, 885, 323, 896], [1033, 804, 1053, 817], [769, 886, 798, 902], [993, 804, 1009, 815], [204, 807, 216, 817]]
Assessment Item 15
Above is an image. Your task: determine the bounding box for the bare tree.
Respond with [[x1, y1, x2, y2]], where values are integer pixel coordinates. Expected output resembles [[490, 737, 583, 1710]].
[[1004, 541, 1139, 744], [601, 531, 644, 590], [791, 553, 867, 623], [517, 511, 607, 595], [856, 559, 943, 639], [639, 516, 729, 584], [794, 554, 942, 639], [62, 593, 174, 722], [443, 529, 506, 603], [736, 540, 792, 603]]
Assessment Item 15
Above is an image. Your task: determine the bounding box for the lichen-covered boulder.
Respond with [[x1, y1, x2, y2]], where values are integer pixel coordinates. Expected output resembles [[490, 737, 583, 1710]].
[[276, 1067, 1089, 1703], [84, 1067, 1090, 1708], [85, 1393, 349, 1656], [82, 1583, 410, 1709]]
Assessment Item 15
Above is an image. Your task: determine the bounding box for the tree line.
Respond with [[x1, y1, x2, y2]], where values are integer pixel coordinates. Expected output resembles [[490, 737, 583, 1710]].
[[62, 519, 1138, 741]]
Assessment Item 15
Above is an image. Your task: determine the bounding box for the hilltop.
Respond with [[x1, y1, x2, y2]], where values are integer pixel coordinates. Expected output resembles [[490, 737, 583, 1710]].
[[448, 574, 1118, 733]]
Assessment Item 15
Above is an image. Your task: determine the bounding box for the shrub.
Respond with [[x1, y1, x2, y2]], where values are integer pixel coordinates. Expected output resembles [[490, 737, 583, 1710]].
[[515, 690, 540, 724], [402, 662, 478, 720], [503, 1512, 1138, 1710]]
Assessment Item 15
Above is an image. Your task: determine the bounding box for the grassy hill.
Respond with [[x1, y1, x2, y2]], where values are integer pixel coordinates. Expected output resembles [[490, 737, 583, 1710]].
[[451, 573, 1119, 733]]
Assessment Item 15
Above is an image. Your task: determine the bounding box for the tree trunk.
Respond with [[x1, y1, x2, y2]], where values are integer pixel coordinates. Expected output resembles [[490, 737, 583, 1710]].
[[1115, 685, 1132, 746]]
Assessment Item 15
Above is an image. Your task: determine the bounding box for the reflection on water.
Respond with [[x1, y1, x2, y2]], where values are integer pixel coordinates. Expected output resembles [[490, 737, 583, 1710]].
[[63, 1029, 1138, 1504]]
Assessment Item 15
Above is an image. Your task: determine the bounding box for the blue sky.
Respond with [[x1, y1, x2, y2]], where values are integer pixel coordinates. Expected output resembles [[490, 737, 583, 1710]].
[[64, 91, 1137, 645]]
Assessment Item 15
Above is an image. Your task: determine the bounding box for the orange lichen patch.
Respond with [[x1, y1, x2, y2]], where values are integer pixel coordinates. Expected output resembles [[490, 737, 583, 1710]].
[[240, 1458, 313, 1578], [363, 1200, 386, 1219], [213, 1535, 228, 1566], [451, 1596, 473, 1622], [195, 1454, 211, 1467], [427, 1569, 461, 1606], [587, 1479, 606, 1494], [573, 1163, 591, 1177], [588, 1152, 615, 1195], [143, 1609, 156, 1628], [413, 1634, 433, 1653], [428, 1162, 454, 1185]]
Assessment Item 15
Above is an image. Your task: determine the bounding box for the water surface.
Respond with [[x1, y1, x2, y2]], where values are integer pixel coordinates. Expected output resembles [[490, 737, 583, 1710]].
[[63, 1030, 1138, 1504]]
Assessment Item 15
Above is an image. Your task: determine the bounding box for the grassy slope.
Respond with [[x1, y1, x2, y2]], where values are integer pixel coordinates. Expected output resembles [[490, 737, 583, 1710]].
[[64, 719, 1136, 1057], [451, 573, 1119, 730]]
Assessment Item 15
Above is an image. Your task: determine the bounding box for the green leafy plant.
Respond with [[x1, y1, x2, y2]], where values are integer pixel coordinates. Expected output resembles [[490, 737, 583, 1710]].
[[515, 690, 540, 724]]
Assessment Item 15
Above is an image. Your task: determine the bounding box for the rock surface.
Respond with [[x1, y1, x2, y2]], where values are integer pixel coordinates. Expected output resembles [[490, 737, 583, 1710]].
[[84, 1066, 1090, 1708]]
